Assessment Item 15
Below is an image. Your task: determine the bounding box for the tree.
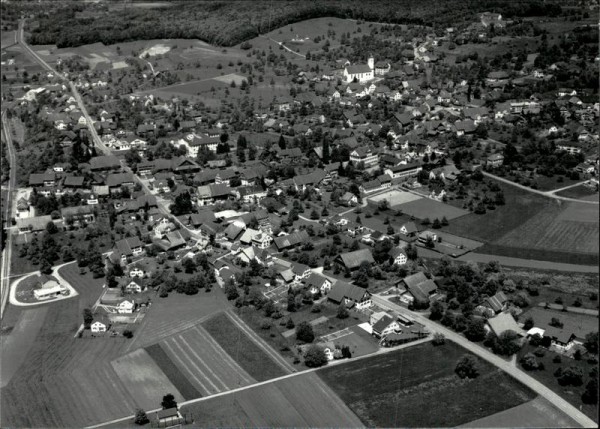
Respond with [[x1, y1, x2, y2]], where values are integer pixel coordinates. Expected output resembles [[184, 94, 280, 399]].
[[432, 333, 446, 346], [584, 332, 598, 354], [161, 393, 178, 410], [134, 409, 149, 425], [520, 353, 540, 371], [296, 321, 315, 343], [455, 355, 479, 379], [432, 218, 441, 229], [582, 376, 598, 404], [464, 319, 486, 342], [492, 330, 522, 356], [429, 301, 444, 320], [304, 345, 328, 368], [557, 366, 584, 387], [224, 280, 239, 300], [310, 209, 319, 220], [337, 304, 349, 319], [169, 191, 192, 215], [123, 329, 134, 338], [83, 308, 93, 328], [322, 135, 330, 164], [278, 134, 286, 149], [46, 221, 58, 234]]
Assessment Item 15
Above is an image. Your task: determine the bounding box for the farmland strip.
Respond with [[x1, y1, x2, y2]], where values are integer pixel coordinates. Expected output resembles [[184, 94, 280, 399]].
[[145, 343, 201, 400], [226, 310, 295, 373], [166, 337, 221, 393], [176, 334, 229, 391], [161, 339, 212, 396], [193, 326, 254, 384]]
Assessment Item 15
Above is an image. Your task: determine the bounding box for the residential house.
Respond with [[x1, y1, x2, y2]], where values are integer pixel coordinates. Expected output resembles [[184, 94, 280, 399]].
[[273, 230, 310, 251], [304, 273, 332, 295], [350, 147, 379, 168], [486, 153, 504, 168], [335, 248, 375, 271], [117, 299, 136, 314], [372, 315, 401, 338], [327, 281, 372, 309], [485, 311, 523, 338], [398, 272, 437, 306], [389, 247, 408, 265]]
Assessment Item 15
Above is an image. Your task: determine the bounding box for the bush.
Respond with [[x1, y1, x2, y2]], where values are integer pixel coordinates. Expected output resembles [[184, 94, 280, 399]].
[[336, 304, 349, 319], [134, 409, 149, 425], [533, 347, 546, 357], [553, 355, 562, 364], [520, 353, 540, 371], [455, 355, 479, 379], [557, 366, 584, 386], [123, 330, 134, 338], [432, 333, 446, 346], [304, 345, 328, 368]]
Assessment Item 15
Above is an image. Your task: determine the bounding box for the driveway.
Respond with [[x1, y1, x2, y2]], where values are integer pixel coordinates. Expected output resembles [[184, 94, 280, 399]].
[[371, 294, 597, 428]]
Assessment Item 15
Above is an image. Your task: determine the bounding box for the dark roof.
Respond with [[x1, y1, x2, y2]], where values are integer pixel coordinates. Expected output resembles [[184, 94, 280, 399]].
[[372, 315, 395, 334], [485, 291, 508, 313], [106, 173, 134, 188], [90, 155, 120, 170], [63, 176, 85, 187], [346, 64, 372, 74], [273, 230, 310, 250], [336, 249, 375, 270], [157, 408, 179, 420], [328, 281, 370, 303]]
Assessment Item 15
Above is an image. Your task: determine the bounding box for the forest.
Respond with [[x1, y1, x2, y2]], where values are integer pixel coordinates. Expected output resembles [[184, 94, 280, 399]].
[[24, 0, 564, 48]]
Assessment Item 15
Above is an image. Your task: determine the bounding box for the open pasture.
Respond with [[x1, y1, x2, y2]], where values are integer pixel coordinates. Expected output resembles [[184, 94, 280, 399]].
[[212, 72, 247, 86], [111, 348, 183, 411], [155, 325, 255, 397], [1, 30, 17, 49], [182, 372, 364, 427], [459, 397, 578, 428], [394, 196, 470, 220], [202, 311, 293, 381], [368, 189, 422, 206], [318, 341, 535, 428]]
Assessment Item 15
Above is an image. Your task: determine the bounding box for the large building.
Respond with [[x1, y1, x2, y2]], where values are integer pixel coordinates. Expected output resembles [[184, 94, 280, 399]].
[[343, 57, 375, 83]]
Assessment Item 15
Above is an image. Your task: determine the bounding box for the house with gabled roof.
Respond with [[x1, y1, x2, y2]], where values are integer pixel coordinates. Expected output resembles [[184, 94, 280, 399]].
[[335, 248, 375, 271], [327, 281, 372, 309]]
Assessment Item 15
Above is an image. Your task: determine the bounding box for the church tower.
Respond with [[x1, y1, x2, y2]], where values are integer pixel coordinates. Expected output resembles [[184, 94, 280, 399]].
[[367, 55, 374, 70]]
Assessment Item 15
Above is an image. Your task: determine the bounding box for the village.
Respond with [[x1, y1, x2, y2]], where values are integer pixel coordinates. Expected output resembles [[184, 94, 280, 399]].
[[0, 3, 598, 429]]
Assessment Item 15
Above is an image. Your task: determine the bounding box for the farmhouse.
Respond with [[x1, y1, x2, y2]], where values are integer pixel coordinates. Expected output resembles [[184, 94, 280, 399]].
[[525, 307, 597, 353], [91, 317, 111, 333], [486, 153, 504, 168], [61, 205, 96, 226], [113, 237, 145, 263], [485, 311, 523, 338], [273, 230, 310, 251], [335, 248, 375, 271], [398, 272, 437, 306], [328, 281, 372, 309], [304, 273, 332, 295], [372, 315, 401, 338], [123, 277, 145, 294], [484, 291, 508, 314], [389, 247, 408, 265]]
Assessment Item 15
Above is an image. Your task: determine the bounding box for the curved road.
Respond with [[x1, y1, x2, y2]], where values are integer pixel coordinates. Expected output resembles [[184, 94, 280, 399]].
[[483, 172, 599, 205], [371, 295, 597, 428]]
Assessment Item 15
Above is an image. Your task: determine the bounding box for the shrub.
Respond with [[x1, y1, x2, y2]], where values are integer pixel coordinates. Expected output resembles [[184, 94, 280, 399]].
[[134, 409, 149, 425], [432, 333, 446, 346], [455, 355, 479, 379], [304, 345, 328, 368], [295, 322, 315, 343], [533, 347, 546, 357], [520, 353, 540, 371]]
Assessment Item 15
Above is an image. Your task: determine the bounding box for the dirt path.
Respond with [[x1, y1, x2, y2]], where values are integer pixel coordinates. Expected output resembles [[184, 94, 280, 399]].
[[260, 35, 306, 58]]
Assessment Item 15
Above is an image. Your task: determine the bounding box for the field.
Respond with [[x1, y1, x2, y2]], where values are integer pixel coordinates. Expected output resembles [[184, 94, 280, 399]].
[[367, 189, 422, 206], [394, 196, 470, 220], [150, 325, 255, 396], [111, 348, 184, 411], [318, 341, 536, 427], [0, 306, 48, 387], [126, 286, 231, 350], [556, 184, 599, 201], [495, 201, 599, 254], [444, 181, 599, 264], [0, 30, 17, 49], [202, 311, 293, 381], [459, 397, 578, 428], [182, 372, 364, 427]]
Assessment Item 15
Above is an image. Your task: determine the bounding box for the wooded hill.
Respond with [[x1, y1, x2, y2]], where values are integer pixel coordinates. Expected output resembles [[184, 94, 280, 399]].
[[26, 0, 563, 48]]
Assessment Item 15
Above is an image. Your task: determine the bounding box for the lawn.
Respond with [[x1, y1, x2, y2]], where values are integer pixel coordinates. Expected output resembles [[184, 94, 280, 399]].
[[516, 343, 598, 422], [318, 341, 536, 428], [202, 312, 290, 381], [181, 372, 364, 427]]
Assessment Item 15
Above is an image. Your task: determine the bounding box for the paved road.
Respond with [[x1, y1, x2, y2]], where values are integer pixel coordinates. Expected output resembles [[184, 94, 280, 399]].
[[370, 295, 597, 428], [1, 111, 18, 319], [483, 171, 599, 205]]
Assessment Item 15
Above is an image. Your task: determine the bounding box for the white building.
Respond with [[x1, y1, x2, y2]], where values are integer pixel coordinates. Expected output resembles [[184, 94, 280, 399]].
[[343, 57, 375, 83]]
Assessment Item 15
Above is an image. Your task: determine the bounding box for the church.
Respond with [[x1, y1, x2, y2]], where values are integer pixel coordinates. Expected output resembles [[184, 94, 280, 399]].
[[343, 56, 375, 83], [343, 56, 390, 83]]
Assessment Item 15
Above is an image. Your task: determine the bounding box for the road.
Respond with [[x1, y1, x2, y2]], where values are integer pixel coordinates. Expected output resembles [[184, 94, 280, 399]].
[[457, 252, 599, 273], [1, 110, 18, 319], [370, 295, 597, 429], [483, 171, 599, 205]]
